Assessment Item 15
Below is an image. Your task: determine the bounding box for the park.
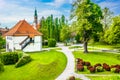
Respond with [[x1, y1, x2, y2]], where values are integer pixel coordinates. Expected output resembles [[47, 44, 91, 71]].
[[0, 0, 120, 80]]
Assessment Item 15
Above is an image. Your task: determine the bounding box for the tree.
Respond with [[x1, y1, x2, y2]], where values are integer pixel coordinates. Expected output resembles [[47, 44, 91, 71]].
[[104, 16, 120, 44], [102, 7, 113, 31], [0, 36, 5, 53], [60, 25, 70, 46], [39, 15, 68, 42], [71, 0, 103, 53]]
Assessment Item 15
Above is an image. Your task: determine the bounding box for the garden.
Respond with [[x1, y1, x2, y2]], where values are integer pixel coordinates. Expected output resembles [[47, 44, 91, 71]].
[[0, 50, 67, 80], [73, 50, 120, 80]]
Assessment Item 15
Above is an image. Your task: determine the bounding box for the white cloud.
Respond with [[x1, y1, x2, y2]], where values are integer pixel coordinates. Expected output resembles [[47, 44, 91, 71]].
[[39, 9, 62, 18], [45, 0, 74, 7], [0, 0, 71, 28], [46, 0, 66, 7], [98, 1, 119, 10]]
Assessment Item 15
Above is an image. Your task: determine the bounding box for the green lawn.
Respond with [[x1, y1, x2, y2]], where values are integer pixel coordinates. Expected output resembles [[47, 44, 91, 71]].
[[88, 42, 120, 49], [87, 76, 120, 80], [73, 51, 120, 74], [73, 51, 120, 79], [0, 50, 67, 80]]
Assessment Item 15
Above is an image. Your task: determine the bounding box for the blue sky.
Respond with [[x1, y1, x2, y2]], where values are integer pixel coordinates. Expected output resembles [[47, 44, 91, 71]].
[[0, 0, 120, 28]]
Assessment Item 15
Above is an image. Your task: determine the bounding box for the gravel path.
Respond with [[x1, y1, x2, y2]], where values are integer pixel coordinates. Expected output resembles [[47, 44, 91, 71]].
[[56, 43, 90, 80]]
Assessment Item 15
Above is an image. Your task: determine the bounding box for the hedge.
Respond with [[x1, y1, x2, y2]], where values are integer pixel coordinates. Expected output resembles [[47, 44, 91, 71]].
[[15, 54, 32, 68], [1, 52, 18, 65], [48, 38, 56, 47]]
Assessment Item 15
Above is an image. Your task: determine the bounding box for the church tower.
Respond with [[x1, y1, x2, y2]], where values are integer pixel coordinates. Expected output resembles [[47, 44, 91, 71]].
[[33, 8, 38, 29]]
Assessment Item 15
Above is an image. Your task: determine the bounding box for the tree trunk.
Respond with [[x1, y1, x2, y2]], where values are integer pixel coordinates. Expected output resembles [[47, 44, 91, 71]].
[[83, 30, 88, 53], [83, 41, 88, 53]]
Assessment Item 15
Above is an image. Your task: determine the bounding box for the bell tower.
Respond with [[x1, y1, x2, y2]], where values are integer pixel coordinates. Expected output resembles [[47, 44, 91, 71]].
[[34, 8, 38, 29]]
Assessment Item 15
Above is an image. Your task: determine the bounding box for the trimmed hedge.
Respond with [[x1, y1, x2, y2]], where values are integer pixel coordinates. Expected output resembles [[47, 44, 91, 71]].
[[15, 54, 32, 68], [0, 62, 4, 72], [48, 38, 56, 47], [1, 52, 18, 65]]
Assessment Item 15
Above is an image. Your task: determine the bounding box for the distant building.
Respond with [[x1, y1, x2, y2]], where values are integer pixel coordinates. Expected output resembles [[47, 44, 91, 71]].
[[4, 9, 42, 52], [0, 28, 9, 36]]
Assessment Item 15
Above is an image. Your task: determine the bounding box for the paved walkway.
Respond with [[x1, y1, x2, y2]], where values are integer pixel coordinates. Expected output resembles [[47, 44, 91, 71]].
[[56, 43, 90, 80]]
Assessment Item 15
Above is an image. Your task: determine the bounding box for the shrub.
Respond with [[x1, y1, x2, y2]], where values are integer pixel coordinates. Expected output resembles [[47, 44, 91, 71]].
[[69, 76, 75, 80], [87, 66, 93, 70], [115, 68, 120, 73], [48, 38, 56, 47], [0, 62, 4, 72], [76, 58, 83, 62], [104, 66, 111, 71], [111, 68, 116, 73], [96, 66, 103, 72], [94, 63, 102, 68], [15, 54, 32, 68], [89, 67, 96, 73], [1, 52, 18, 65], [77, 65, 84, 71], [85, 62, 91, 66], [78, 61, 85, 65]]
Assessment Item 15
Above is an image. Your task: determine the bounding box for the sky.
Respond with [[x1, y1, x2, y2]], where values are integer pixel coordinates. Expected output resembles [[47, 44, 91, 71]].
[[0, 0, 120, 28]]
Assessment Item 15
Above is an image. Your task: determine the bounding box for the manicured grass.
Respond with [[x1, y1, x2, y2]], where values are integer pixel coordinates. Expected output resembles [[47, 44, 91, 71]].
[[50, 47, 62, 50], [87, 76, 120, 80], [0, 50, 67, 80], [88, 42, 120, 49], [73, 51, 120, 74]]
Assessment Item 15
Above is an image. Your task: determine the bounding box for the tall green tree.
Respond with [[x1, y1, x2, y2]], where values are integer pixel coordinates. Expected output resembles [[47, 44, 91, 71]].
[[71, 0, 103, 53], [104, 16, 120, 44], [39, 15, 68, 42]]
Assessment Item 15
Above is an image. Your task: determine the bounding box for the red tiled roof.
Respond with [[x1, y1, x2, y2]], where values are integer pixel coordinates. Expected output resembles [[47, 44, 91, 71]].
[[4, 20, 42, 37]]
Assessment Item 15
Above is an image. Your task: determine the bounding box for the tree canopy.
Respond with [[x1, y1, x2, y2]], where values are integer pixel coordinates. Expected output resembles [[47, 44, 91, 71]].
[[71, 0, 103, 53], [104, 16, 120, 44]]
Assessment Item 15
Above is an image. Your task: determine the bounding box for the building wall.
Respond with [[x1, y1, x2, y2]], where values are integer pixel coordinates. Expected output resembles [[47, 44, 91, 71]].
[[13, 36, 27, 50], [6, 36, 14, 52], [6, 36, 42, 52], [23, 36, 42, 52]]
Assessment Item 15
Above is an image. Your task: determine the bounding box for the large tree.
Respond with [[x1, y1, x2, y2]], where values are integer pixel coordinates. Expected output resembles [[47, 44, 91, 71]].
[[71, 0, 103, 53], [104, 16, 120, 44]]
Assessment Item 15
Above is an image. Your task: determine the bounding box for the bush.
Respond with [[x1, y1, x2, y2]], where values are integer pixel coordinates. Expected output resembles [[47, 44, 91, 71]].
[[1, 52, 18, 65], [115, 68, 120, 73], [111, 68, 116, 73], [69, 76, 75, 80], [0, 62, 4, 72], [85, 62, 91, 66], [89, 67, 96, 73], [15, 54, 32, 68], [94, 63, 102, 68], [76, 64, 84, 71], [48, 38, 56, 47], [87, 66, 93, 70], [96, 66, 103, 72]]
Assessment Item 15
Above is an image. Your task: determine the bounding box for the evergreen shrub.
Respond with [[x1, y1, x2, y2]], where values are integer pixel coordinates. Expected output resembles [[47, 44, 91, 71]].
[[48, 38, 56, 47], [1, 52, 18, 65]]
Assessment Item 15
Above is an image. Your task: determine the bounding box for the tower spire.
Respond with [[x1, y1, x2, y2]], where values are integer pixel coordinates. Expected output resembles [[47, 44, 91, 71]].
[[34, 8, 38, 30]]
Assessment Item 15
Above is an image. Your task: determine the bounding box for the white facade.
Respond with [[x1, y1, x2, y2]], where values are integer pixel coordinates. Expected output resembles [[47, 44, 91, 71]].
[[6, 36, 42, 52]]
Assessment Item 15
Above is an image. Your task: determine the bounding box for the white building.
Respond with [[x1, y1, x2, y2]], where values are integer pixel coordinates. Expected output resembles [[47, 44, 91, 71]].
[[4, 20, 42, 52]]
